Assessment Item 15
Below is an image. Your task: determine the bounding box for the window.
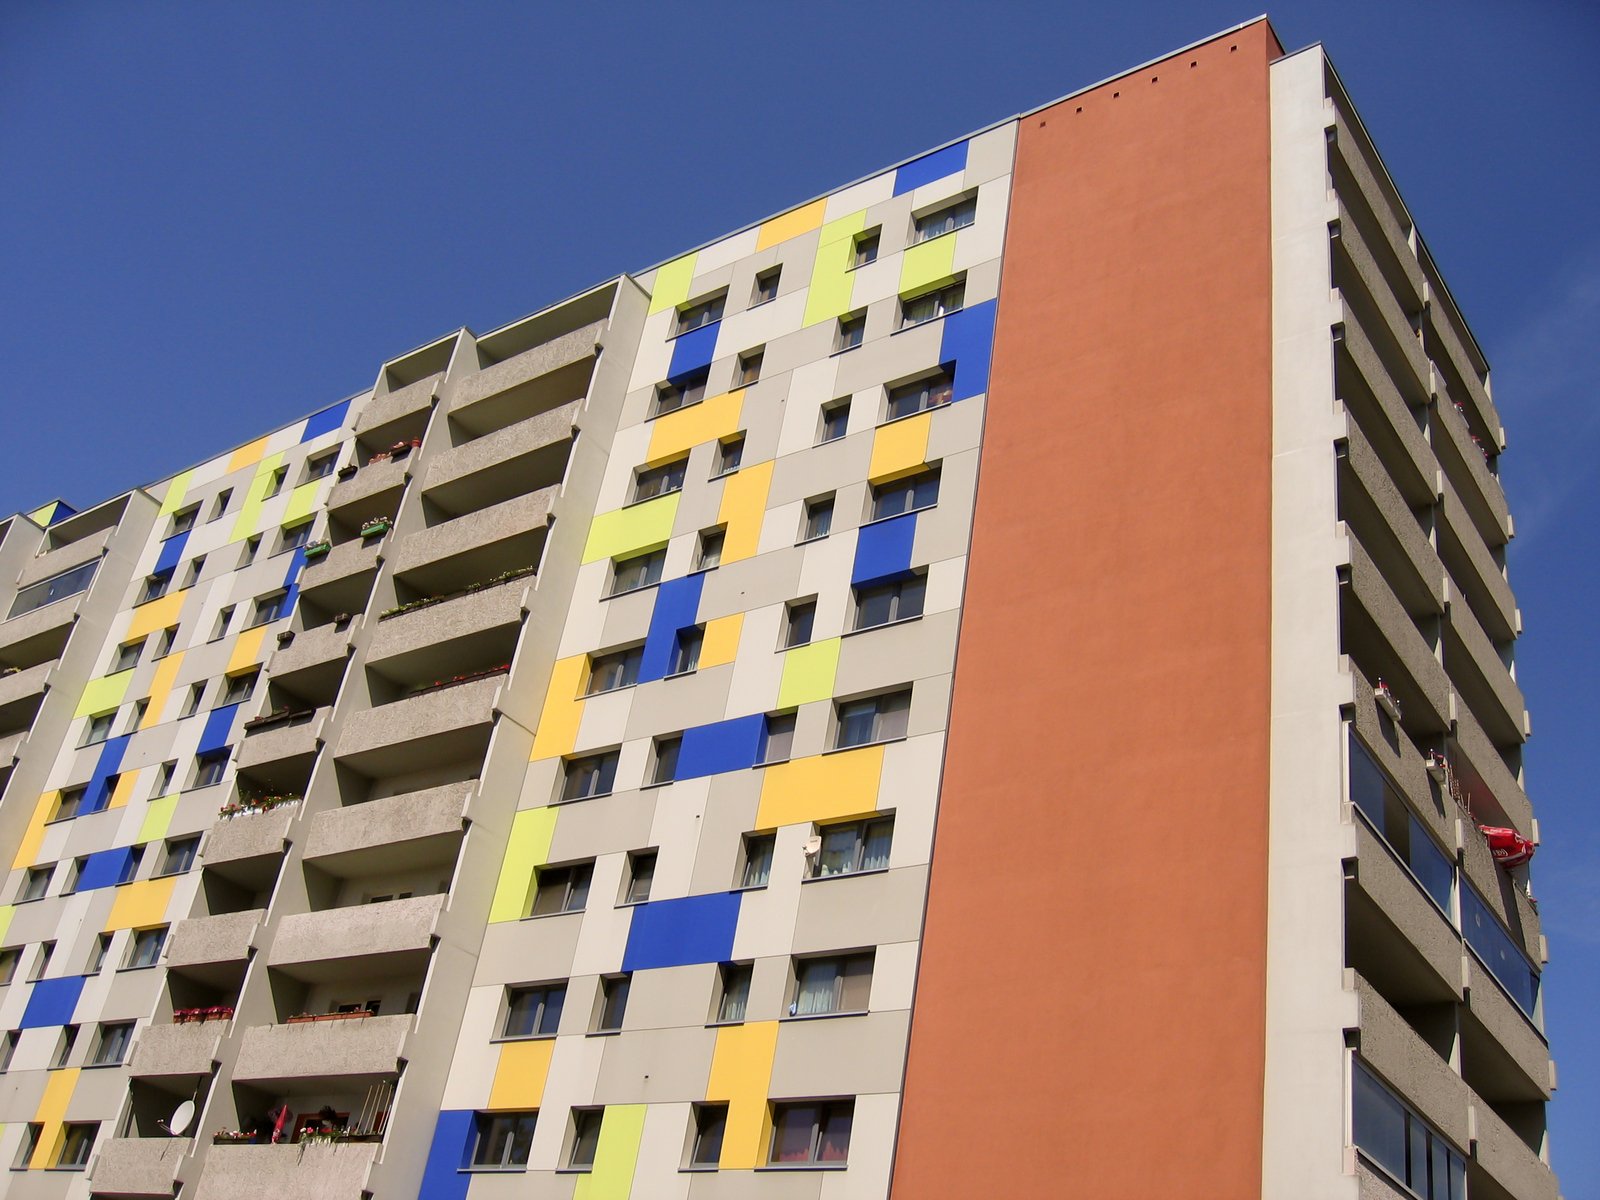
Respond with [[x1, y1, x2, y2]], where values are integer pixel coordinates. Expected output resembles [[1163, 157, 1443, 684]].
[[1353, 1063, 1465, 1200], [791, 952, 873, 1016], [20, 868, 51, 904], [0, 948, 20, 984], [715, 963, 753, 1025], [623, 852, 655, 905], [248, 591, 288, 627], [799, 496, 834, 543], [154, 624, 179, 657], [740, 834, 775, 888], [654, 369, 708, 417], [568, 1109, 604, 1169], [852, 228, 880, 268], [264, 466, 288, 499], [784, 600, 816, 649], [52, 1025, 78, 1068], [886, 371, 954, 421], [835, 691, 911, 749], [12, 1124, 42, 1169], [169, 506, 199, 536], [31, 941, 56, 979], [899, 280, 965, 330], [222, 669, 259, 705], [62, 858, 84, 895], [675, 291, 726, 335], [139, 569, 173, 604], [769, 1100, 853, 1166], [835, 311, 866, 353], [502, 983, 566, 1038], [529, 863, 592, 917], [91, 1022, 134, 1066], [180, 683, 206, 718], [470, 1111, 537, 1170], [811, 817, 894, 878], [586, 646, 642, 695], [596, 974, 631, 1031], [694, 528, 725, 572], [609, 549, 665, 596], [85, 933, 113, 974], [125, 699, 149, 732], [758, 713, 797, 767], [651, 735, 683, 785], [81, 711, 115, 747], [670, 628, 702, 677], [57, 1123, 98, 1170], [633, 457, 687, 503], [819, 399, 850, 444], [0, 1032, 18, 1073], [871, 469, 940, 521], [159, 837, 199, 877], [117, 844, 141, 883], [53, 787, 87, 822], [912, 195, 977, 243], [212, 606, 234, 641], [279, 523, 312, 553], [853, 574, 926, 631], [183, 554, 206, 588], [713, 435, 745, 477], [241, 535, 261, 565], [7, 560, 98, 619], [690, 1103, 729, 1166], [736, 348, 764, 386], [751, 267, 781, 306], [210, 489, 233, 520], [113, 639, 145, 672], [154, 761, 177, 793], [192, 750, 229, 789], [125, 927, 165, 969], [307, 451, 338, 480], [560, 751, 619, 801]]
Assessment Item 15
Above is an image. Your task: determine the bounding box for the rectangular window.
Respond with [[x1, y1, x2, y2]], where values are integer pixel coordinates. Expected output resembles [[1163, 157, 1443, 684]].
[[1353, 1063, 1466, 1200], [116, 845, 143, 885], [784, 600, 816, 649], [835, 690, 911, 749], [690, 1103, 729, 1166], [871, 468, 940, 521], [760, 714, 796, 766], [899, 280, 965, 330], [211, 489, 233, 520], [852, 228, 880, 268], [586, 646, 643, 695], [0, 947, 19, 984], [569, 1109, 604, 1169], [169, 506, 199, 536], [791, 952, 873, 1016], [853, 574, 926, 631], [222, 669, 259, 705], [655, 369, 709, 417], [7, 560, 98, 619], [158, 837, 199, 877], [0, 1032, 18, 1073], [694, 528, 725, 572], [670, 628, 702, 677], [751, 267, 781, 307], [560, 751, 619, 802], [264, 466, 288, 499], [651, 736, 683, 785], [596, 975, 631, 1031], [623, 852, 656, 905], [819, 400, 850, 444], [154, 624, 179, 657], [241, 535, 261, 565], [279, 523, 312, 553], [53, 787, 87, 822], [31, 940, 56, 979], [740, 833, 775, 888], [154, 760, 177, 793], [529, 863, 593, 917], [248, 591, 288, 628], [736, 348, 763, 386], [675, 292, 726, 336], [713, 435, 745, 477], [835, 311, 866, 353], [124, 699, 149, 733], [716, 963, 752, 1024], [52, 1025, 78, 1068], [886, 371, 955, 421], [183, 554, 206, 588], [799, 496, 834, 543], [57, 1122, 98, 1169], [306, 451, 338, 480], [140, 569, 173, 604], [91, 1021, 134, 1066], [471, 1111, 537, 1170], [192, 750, 229, 789], [12, 1124, 42, 1169], [502, 983, 566, 1038], [85, 933, 113, 974], [769, 1100, 853, 1165], [211, 606, 234, 641], [125, 927, 165, 969], [113, 639, 145, 672], [632, 457, 687, 502], [19, 867, 52, 904], [81, 711, 115, 747], [812, 817, 894, 879], [180, 682, 206, 718], [912, 195, 976, 243]]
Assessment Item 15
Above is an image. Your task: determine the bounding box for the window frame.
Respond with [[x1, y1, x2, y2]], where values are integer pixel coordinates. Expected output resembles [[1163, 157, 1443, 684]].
[[595, 974, 632, 1032], [90, 1021, 135, 1067], [767, 1099, 853, 1167], [7, 560, 98, 619], [650, 735, 683, 786], [834, 310, 866, 354], [669, 627, 703, 678], [56, 1121, 99, 1170], [81, 710, 116, 747], [169, 505, 199, 536], [798, 495, 835, 544], [585, 646, 643, 695], [113, 639, 145, 672], [735, 347, 764, 387], [788, 951, 874, 1018], [712, 435, 745, 478], [884, 370, 955, 422], [851, 228, 881, 269], [500, 982, 567, 1040], [221, 668, 259, 706], [751, 267, 781, 307], [19, 867, 52, 904], [123, 926, 166, 970], [851, 573, 927, 633], [527, 862, 593, 918], [910, 194, 977, 245], [469, 1110, 538, 1171], [568, 1108, 604, 1169], [632, 456, 689, 504], [833, 689, 912, 750], [818, 399, 850, 444], [694, 527, 725, 572], [673, 291, 727, 337], [192, 749, 229, 789], [898, 280, 965, 331], [809, 816, 895, 880], [869, 468, 941, 523], [608, 549, 666, 597], [157, 836, 200, 878], [622, 852, 656, 906], [559, 750, 620, 802], [689, 1102, 729, 1167], [653, 369, 709, 418], [739, 832, 776, 889]]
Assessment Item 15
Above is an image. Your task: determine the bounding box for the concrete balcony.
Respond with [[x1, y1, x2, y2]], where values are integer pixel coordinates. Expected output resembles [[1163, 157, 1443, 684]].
[[354, 372, 439, 439], [203, 802, 298, 872], [366, 576, 528, 679], [16, 526, 112, 588], [0, 589, 82, 660], [235, 707, 328, 773], [1464, 956, 1551, 1105], [0, 659, 52, 729], [1340, 423, 1444, 620], [421, 400, 578, 515], [450, 319, 603, 433], [1341, 531, 1451, 735], [89, 1136, 189, 1198], [1434, 379, 1511, 548], [1336, 302, 1434, 507], [389, 488, 554, 595], [1346, 659, 1452, 852], [266, 618, 359, 697], [1444, 603, 1526, 750], [1328, 109, 1425, 312], [233, 1013, 410, 1085], [1346, 819, 1461, 1005], [325, 455, 410, 529], [166, 909, 264, 971], [298, 537, 383, 616], [193, 1140, 379, 1200], [1423, 278, 1500, 446], [334, 674, 502, 774], [1451, 711, 1531, 836], [0, 728, 25, 768], [303, 781, 472, 876], [1469, 1087, 1558, 1200], [1353, 974, 1469, 1150], [1356, 1161, 1413, 1200], [127, 1020, 224, 1078], [1333, 223, 1431, 407], [1439, 478, 1517, 643], [267, 893, 445, 977], [1460, 814, 1541, 967]]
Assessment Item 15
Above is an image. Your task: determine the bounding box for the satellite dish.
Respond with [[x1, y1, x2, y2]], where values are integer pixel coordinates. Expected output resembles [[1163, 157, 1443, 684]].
[[166, 1101, 195, 1137]]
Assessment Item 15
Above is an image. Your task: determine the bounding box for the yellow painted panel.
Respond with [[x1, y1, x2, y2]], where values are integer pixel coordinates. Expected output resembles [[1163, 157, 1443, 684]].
[[757, 198, 828, 250], [803, 211, 867, 328], [529, 656, 587, 761], [648, 252, 698, 315], [645, 389, 744, 463], [488, 1038, 554, 1109], [137, 795, 179, 844], [141, 649, 185, 728], [899, 234, 958, 296], [156, 469, 193, 517], [0, 905, 14, 942], [573, 1104, 647, 1200], [229, 452, 285, 543], [75, 669, 134, 718], [581, 495, 679, 566], [228, 436, 270, 472], [12, 792, 57, 870], [756, 745, 885, 829], [707, 1021, 779, 1169], [108, 769, 140, 810], [227, 626, 269, 675], [126, 589, 189, 640], [699, 613, 743, 670], [28, 502, 58, 526], [776, 637, 841, 709], [489, 808, 558, 922], [30, 1068, 78, 1168], [868, 411, 933, 483], [282, 480, 320, 527], [103, 877, 176, 932], [716, 460, 773, 565]]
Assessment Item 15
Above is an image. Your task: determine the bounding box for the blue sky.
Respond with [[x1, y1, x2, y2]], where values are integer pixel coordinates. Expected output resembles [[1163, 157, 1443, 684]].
[[3, 0, 1597, 1186]]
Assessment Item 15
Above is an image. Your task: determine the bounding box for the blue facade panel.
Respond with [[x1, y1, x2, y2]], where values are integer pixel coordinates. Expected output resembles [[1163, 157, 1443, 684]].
[[667, 323, 719, 381], [638, 574, 705, 684], [198, 703, 241, 754], [851, 513, 918, 587], [300, 399, 350, 442], [417, 1110, 475, 1200], [622, 892, 742, 972], [893, 141, 969, 196], [19, 975, 86, 1029], [84, 735, 130, 814], [153, 531, 189, 576], [677, 715, 767, 781], [942, 298, 997, 402], [75, 846, 135, 892]]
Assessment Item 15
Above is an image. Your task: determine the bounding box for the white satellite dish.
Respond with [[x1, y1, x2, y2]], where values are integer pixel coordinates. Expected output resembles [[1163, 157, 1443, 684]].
[[165, 1101, 195, 1137]]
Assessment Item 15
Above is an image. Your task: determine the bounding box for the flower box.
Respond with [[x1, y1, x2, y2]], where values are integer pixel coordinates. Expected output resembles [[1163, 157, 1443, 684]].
[[336, 464, 359, 480], [1373, 680, 1401, 722], [303, 540, 332, 560], [360, 519, 392, 540]]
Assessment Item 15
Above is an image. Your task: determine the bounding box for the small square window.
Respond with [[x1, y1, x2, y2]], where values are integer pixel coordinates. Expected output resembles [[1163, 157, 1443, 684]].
[[192, 750, 229, 789], [180, 683, 207, 719], [650, 735, 682, 786], [811, 816, 894, 878], [125, 699, 149, 733], [899, 280, 965, 330], [655, 370, 708, 417], [113, 639, 145, 672], [212, 606, 234, 641], [716, 962, 752, 1023], [154, 625, 179, 657], [183, 554, 207, 588], [85, 933, 113, 974], [759, 714, 796, 766], [19, 867, 52, 904], [751, 267, 781, 307], [471, 1111, 537, 1170], [52, 1025, 78, 1068], [834, 690, 911, 749], [713, 436, 745, 478], [569, 1108, 604, 1169], [81, 711, 115, 747], [675, 292, 726, 336], [503, 983, 566, 1038], [739, 833, 775, 888], [853, 574, 926, 631], [835, 311, 866, 353], [57, 1122, 98, 1169], [694, 528, 725, 572], [124, 927, 165, 969], [13, 1123, 42, 1169], [633, 457, 688, 503], [586, 646, 643, 695], [609, 550, 665, 597], [249, 591, 288, 628], [784, 600, 816, 649], [222, 669, 259, 705], [279, 523, 312, 553], [263, 466, 288, 499], [690, 1103, 729, 1166], [118, 845, 144, 885], [91, 1021, 134, 1066], [154, 761, 177, 793], [852, 228, 880, 268], [560, 751, 619, 802], [623, 852, 655, 906], [912, 195, 977, 243], [0, 1031, 18, 1073], [768, 1100, 853, 1165], [886, 371, 954, 421], [241, 535, 261, 565], [53, 787, 87, 822], [307, 452, 338, 481], [139, 570, 173, 604], [790, 951, 873, 1017], [528, 863, 593, 917], [169, 506, 199, 536], [63, 858, 85, 896], [819, 400, 850, 444], [736, 348, 763, 386], [799, 496, 834, 543], [870, 468, 940, 521], [159, 837, 199, 877], [670, 628, 702, 677], [210, 489, 233, 520], [596, 974, 632, 1031], [0, 947, 20, 984], [31, 940, 56, 978]]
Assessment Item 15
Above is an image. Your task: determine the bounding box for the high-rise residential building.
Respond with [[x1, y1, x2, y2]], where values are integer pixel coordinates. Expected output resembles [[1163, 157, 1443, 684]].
[[0, 18, 1558, 1200]]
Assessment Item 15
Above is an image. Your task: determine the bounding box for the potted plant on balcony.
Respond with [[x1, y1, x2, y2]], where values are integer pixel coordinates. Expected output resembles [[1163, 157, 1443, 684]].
[[360, 517, 392, 540], [303, 539, 331, 561], [336, 463, 359, 480], [1372, 679, 1401, 721]]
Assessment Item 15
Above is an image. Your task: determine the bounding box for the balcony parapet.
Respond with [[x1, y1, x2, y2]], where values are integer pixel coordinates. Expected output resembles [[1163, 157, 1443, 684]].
[[368, 575, 527, 665], [1469, 1084, 1559, 1200], [204, 800, 298, 867], [354, 372, 440, 438], [334, 673, 502, 767], [1353, 972, 1469, 1148], [166, 909, 264, 969], [16, 526, 112, 588], [192, 1140, 379, 1200], [89, 1136, 188, 1198], [234, 708, 328, 773], [389, 489, 555, 579], [0, 660, 52, 722], [267, 894, 445, 969], [326, 454, 410, 517], [451, 319, 604, 414], [268, 618, 359, 681], [304, 781, 473, 866], [421, 400, 579, 505], [127, 1020, 224, 1078], [0, 590, 83, 654], [233, 1013, 410, 1083]]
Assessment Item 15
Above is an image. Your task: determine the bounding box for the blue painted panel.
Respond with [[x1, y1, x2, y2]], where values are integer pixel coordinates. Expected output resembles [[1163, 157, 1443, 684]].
[[198, 703, 241, 754], [282, 547, 306, 589], [153, 532, 189, 576], [941, 298, 997, 402], [417, 1109, 474, 1200], [637, 574, 705, 684], [893, 141, 969, 196], [622, 892, 742, 972], [300, 399, 350, 443], [677, 715, 766, 781], [76, 847, 134, 892], [83, 735, 130, 813], [667, 323, 719, 381], [48, 502, 77, 526], [19, 975, 85, 1029], [852, 513, 918, 586]]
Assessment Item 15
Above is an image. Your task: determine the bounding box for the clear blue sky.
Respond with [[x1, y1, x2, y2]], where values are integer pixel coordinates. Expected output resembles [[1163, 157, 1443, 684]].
[[3, 0, 1596, 1186]]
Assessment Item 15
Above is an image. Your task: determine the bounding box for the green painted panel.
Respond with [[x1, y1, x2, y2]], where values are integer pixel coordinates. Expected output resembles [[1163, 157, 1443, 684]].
[[572, 1104, 647, 1200], [648, 253, 698, 316], [27, 503, 58, 527], [488, 808, 558, 923], [581, 495, 680, 565], [282, 480, 320, 527], [229, 452, 284, 543], [803, 211, 866, 329], [137, 795, 179, 845], [75, 670, 134, 718], [157, 470, 194, 518], [899, 234, 958, 297], [777, 637, 842, 708]]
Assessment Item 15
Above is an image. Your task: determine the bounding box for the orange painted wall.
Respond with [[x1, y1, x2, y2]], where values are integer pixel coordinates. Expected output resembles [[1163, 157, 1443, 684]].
[[892, 22, 1281, 1197]]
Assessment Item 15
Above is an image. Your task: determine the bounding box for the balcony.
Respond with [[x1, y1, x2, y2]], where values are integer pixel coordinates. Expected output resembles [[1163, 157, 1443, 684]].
[[450, 318, 603, 435], [1328, 108, 1425, 313], [267, 894, 445, 978], [1335, 301, 1434, 508], [0, 659, 52, 730], [128, 1019, 225, 1079], [421, 400, 579, 516], [1444, 603, 1526, 750], [303, 781, 472, 876], [1463, 955, 1551, 1105], [1438, 478, 1516, 643], [89, 1137, 188, 1198], [366, 574, 528, 680], [1451, 713, 1531, 836], [0, 728, 24, 773], [203, 799, 299, 875], [1422, 254, 1499, 446], [1339, 424, 1444, 620], [1468, 1086, 1559, 1200], [1459, 818, 1540, 966], [1341, 532, 1451, 735], [233, 1013, 410, 1085], [193, 1140, 379, 1200], [389, 488, 555, 595], [325, 454, 410, 528], [15, 525, 112, 588], [1353, 974, 1469, 1151], [1332, 220, 1431, 406], [166, 909, 265, 972], [1346, 819, 1461, 1006], [354, 372, 440, 440], [0, 587, 82, 662], [297, 537, 383, 615], [266, 618, 359, 701], [1434, 379, 1511, 548], [235, 707, 328, 777], [334, 673, 502, 774]]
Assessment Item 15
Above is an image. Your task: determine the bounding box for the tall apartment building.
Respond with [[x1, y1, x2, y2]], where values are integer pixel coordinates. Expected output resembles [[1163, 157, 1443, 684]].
[[0, 19, 1559, 1200]]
